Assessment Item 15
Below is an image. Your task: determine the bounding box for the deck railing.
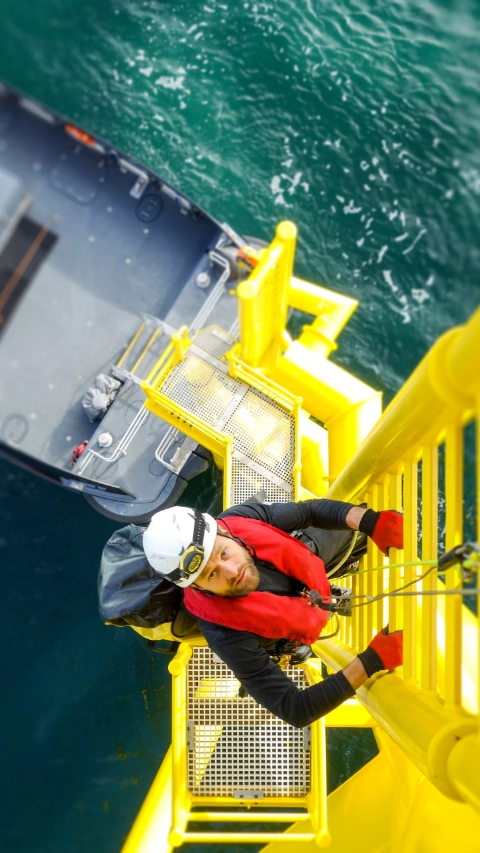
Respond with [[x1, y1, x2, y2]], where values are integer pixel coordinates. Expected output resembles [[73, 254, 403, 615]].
[[237, 221, 296, 369]]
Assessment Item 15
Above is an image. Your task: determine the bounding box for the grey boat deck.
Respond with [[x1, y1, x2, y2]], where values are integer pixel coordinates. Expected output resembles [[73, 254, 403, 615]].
[[0, 88, 240, 519]]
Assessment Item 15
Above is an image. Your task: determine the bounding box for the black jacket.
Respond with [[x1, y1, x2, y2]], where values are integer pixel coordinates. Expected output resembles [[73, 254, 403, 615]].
[[196, 499, 361, 727]]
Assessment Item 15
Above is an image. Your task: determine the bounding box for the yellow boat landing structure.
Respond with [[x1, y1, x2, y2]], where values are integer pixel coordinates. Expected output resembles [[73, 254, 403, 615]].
[[122, 222, 480, 852]]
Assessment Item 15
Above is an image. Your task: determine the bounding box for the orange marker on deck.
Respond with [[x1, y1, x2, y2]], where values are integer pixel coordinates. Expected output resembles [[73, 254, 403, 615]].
[[65, 123, 96, 146]]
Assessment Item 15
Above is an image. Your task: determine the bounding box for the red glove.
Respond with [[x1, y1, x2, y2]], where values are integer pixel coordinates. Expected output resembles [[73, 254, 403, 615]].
[[358, 626, 403, 677], [359, 509, 403, 555]]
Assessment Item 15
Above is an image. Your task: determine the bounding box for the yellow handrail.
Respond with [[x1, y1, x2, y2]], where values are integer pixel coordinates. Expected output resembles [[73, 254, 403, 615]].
[[237, 221, 296, 369], [312, 305, 480, 810]]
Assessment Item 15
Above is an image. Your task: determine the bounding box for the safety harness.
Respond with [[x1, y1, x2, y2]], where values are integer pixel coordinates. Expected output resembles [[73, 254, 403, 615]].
[[183, 516, 333, 645]]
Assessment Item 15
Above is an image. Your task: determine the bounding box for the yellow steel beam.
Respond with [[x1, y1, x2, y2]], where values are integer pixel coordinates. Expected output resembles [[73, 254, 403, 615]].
[[121, 747, 173, 853], [421, 445, 438, 691], [312, 637, 479, 805], [444, 420, 464, 706], [326, 307, 480, 503]]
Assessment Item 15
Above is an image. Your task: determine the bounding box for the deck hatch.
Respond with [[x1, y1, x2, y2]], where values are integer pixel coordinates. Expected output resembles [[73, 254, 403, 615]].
[[0, 215, 57, 334]]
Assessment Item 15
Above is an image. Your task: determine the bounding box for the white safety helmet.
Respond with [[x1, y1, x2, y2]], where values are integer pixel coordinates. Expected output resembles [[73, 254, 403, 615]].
[[143, 506, 217, 587]]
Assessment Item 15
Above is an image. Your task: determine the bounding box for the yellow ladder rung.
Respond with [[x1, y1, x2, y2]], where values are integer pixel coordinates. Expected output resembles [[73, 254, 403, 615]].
[[181, 832, 316, 843], [130, 328, 160, 376], [116, 323, 145, 368], [189, 812, 310, 822]]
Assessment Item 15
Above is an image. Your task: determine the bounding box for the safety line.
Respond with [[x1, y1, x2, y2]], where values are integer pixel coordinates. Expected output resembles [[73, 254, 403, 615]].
[[350, 588, 480, 604], [352, 559, 438, 575]]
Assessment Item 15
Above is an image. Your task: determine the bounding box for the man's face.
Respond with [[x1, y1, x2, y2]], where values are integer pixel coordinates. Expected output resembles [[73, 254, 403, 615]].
[[192, 533, 259, 596]]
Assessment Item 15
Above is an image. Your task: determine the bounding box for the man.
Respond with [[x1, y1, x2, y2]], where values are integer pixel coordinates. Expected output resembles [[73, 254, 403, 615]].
[[143, 498, 403, 727]]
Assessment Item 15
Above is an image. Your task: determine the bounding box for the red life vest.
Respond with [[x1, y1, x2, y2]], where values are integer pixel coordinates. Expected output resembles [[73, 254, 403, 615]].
[[183, 516, 331, 644]]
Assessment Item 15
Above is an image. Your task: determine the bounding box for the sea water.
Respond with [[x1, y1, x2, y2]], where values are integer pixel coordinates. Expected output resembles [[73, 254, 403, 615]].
[[0, 1, 479, 850]]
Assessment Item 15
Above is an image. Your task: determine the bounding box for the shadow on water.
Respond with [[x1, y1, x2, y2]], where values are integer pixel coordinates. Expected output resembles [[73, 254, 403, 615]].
[[0, 458, 172, 852]]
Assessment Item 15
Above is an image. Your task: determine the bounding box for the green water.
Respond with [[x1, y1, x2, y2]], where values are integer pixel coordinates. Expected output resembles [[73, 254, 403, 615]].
[[0, 1, 479, 850]]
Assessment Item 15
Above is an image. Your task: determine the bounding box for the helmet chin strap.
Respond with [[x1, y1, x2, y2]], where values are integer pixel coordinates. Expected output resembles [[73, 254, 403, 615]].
[[162, 509, 207, 585], [217, 519, 256, 559]]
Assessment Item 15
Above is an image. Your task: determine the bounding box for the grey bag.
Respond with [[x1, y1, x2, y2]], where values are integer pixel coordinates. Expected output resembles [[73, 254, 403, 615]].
[[98, 524, 182, 628]]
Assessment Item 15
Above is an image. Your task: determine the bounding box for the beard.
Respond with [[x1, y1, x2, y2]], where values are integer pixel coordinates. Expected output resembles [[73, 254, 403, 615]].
[[226, 552, 260, 597]]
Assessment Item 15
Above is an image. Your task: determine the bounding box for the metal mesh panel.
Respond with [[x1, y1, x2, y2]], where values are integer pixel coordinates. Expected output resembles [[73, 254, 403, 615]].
[[249, 265, 282, 364], [157, 329, 295, 503], [161, 354, 239, 426], [225, 388, 294, 478], [193, 327, 235, 361], [231, 460, 292, 505], [187, 647, 311, 798]]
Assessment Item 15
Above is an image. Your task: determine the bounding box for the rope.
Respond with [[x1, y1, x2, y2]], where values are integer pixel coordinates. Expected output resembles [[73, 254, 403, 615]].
[[352, 558, 437, 576], [348, 564, 479, 608], [330, 555, 479, 610]]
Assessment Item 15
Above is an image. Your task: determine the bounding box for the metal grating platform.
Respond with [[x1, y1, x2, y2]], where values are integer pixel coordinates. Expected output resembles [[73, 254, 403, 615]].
[[187, 647, 311, 798], [158, 327, 295, 504]]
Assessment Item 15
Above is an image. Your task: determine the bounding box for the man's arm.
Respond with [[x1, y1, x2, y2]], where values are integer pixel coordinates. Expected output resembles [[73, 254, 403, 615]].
[[219, 500, 403, 555], [199, 619, 361, 727], [219, 498, 360, 533]]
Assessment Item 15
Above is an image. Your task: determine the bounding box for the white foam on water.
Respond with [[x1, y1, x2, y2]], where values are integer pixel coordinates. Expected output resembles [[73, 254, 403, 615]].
[[383, 270, 398, 292], [411, 289, 430, 304], [403, 228, 427, 255]]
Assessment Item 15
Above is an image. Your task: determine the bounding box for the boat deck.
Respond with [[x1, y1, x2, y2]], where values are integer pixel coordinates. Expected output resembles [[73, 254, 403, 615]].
[[0, 91, 238, 514]]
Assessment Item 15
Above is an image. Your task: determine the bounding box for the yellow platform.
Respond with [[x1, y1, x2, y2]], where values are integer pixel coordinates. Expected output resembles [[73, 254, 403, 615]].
[[120, 222, 480, 851]]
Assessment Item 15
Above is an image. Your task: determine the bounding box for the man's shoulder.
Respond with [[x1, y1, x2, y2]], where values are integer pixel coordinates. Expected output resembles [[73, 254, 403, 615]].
[[219, 502, 268, 521]]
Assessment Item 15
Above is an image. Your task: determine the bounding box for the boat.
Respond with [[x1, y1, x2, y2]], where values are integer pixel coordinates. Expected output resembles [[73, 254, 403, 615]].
[[0, 82, 263, 522]]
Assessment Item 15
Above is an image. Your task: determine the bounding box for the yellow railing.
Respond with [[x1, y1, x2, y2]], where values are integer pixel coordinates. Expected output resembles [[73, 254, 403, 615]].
[[141, 325, 306, 508], [314, 305, 480, 809], [162, 644, 329, 848]]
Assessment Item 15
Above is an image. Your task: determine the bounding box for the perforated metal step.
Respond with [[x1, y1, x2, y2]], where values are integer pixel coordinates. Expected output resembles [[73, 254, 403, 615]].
[[158, 327, 296, 503], [187, 647, 311, 798]]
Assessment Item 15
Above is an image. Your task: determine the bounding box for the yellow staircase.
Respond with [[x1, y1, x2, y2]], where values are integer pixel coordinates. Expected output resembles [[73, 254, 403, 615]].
[[122, 222, 480, 852]]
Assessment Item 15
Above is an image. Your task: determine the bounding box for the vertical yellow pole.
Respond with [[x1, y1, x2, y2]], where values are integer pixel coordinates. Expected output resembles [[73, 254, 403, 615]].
[[238, 278, 257, 366], [421, 445, 438, 692], [222, 437, 233, 509], [172, 325, 190, 361], [168, 644, 193, 847], [376, 478, 388, 633], [477, 395, 480, 729], [357, 543, 366, 653], [308, 716, 330, 846], [388, 472, 403, 632], [274, 221, 297, 365], [403, 459, 418, 681], [366, 487, 377, 642], [293, 397, 303, 502], [444, 421, 463, 706]]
